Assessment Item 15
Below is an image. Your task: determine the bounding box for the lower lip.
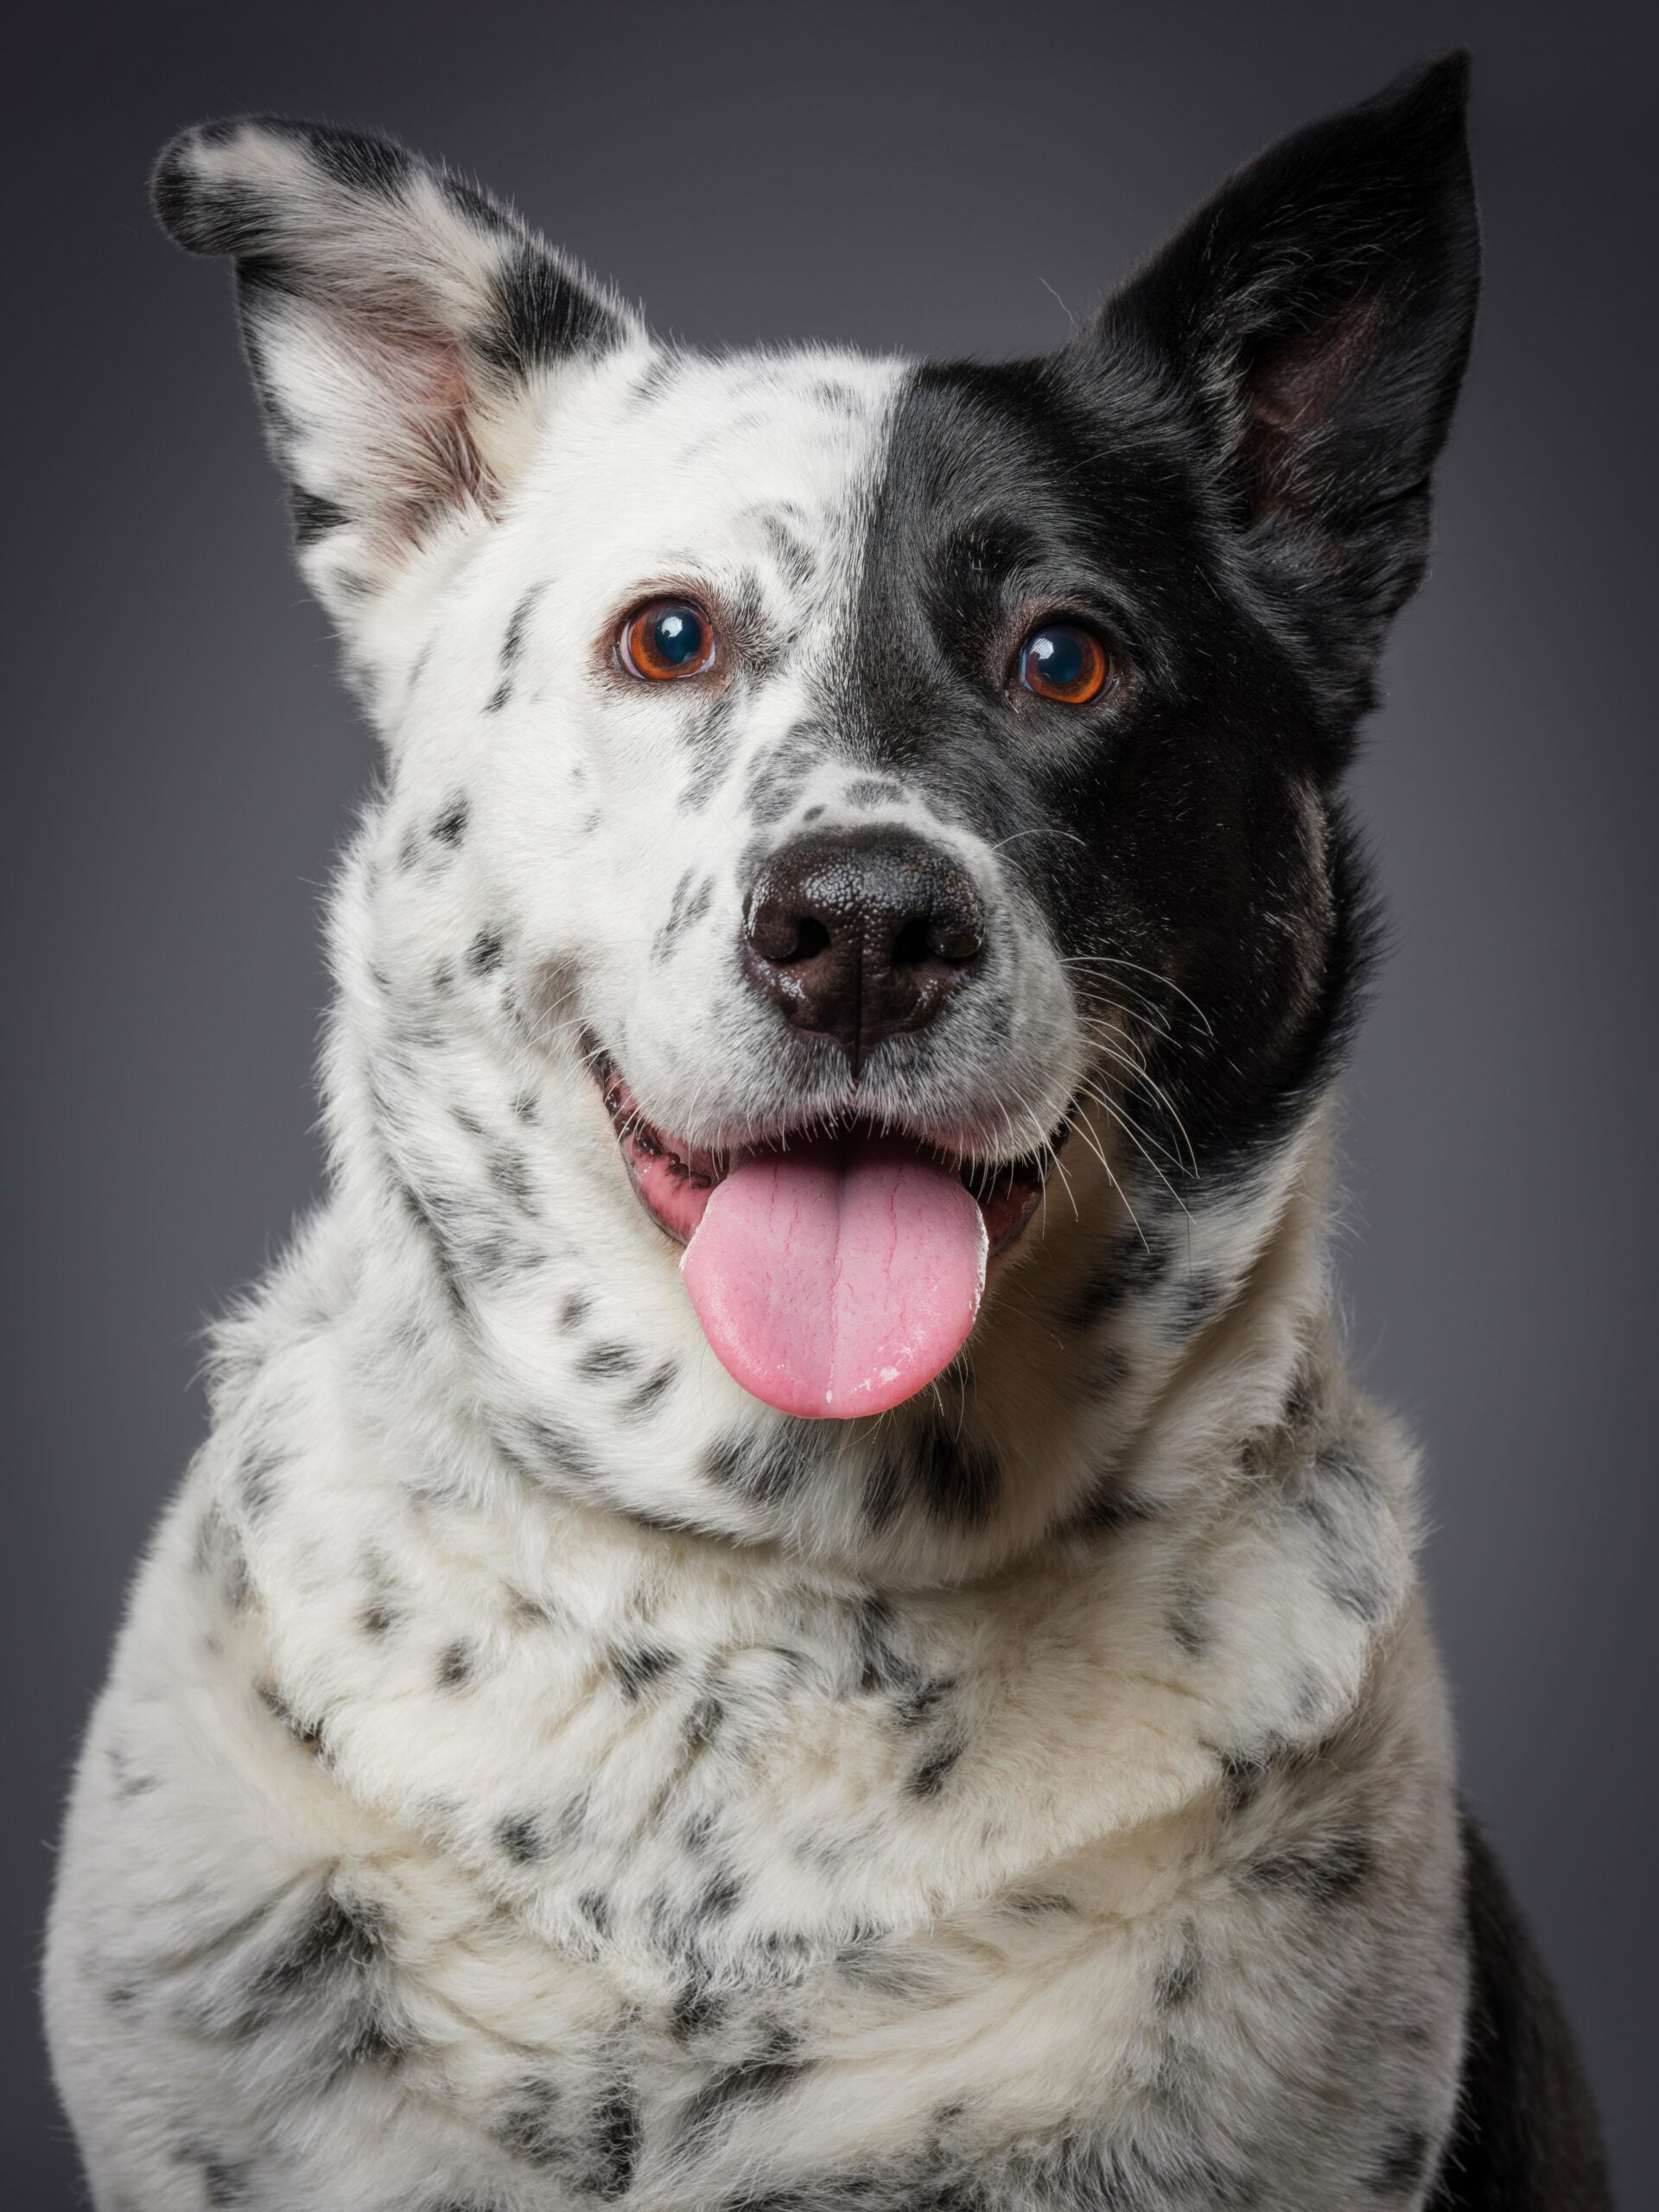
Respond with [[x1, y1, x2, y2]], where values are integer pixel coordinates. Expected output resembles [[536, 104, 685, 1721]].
[[594, 1058, 1048, 1255]]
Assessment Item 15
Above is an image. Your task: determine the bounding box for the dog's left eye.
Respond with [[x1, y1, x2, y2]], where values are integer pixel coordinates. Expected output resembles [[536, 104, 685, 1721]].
[[1015, 622, 1115, 706], [617, 599, 717, 682]]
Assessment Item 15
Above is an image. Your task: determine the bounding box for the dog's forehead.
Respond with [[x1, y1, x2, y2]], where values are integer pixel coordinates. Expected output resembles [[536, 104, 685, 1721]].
[[528, 346, 908, 578]]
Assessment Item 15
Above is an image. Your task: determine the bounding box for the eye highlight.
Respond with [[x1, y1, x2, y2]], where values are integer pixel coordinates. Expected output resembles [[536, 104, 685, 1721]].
[[1016, 622, 1114, 706], [617, 598, 717, 682]]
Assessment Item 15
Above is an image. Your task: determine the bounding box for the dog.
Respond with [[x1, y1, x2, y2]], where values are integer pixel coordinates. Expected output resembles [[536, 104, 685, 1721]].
[[43, 54, 1612, 2211]]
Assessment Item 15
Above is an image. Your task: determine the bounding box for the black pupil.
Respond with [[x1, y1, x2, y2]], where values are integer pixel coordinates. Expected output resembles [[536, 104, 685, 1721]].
[[1027, 626, 1089, 690], [652, 606, 704, 668]]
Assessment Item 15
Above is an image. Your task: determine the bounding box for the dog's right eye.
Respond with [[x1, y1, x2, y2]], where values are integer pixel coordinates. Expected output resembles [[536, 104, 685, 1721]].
[[617, 599, 718, 682], [1015, 621, 1115, 706]]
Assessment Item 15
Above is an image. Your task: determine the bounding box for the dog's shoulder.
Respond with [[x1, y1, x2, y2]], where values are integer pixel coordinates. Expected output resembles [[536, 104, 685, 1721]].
[[1429, 1809, 1612, 2209]]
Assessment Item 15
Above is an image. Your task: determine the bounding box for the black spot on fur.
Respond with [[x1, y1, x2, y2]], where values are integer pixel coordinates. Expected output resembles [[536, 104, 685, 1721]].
[[683, 1694, 724, 1755], [1170, 1269, 1225, 1332], [579, 1340, 639, 1380], [195, 2150, 253, 2206], [759, 509, 817, 592], [908, 1739, 963, 1799], [681, 692, 741, 810], [469, 927, 505, 974], [703, 1427, 812, 1504], [256, 1682, 324, 1755], [613, 1643, 677, 1700], [680, 2054, 806, 2152], [697, 1867, 744, 1922], [672, 1977, 724, 2041], [227, 1888, 410, 2073], [1298, 1450, 1395, 1624], [431, 795, 469, 846], [654, 868, 718, 954], [1005, 1891, 1077, 1918], [1065, 1224, 1173, 1331], [486, 1146, 535, 1210], [437, 1638, 476, 1688], [1166, 1586, 1209, 1659], [558, 1292, 592, 1332], [290, 486, 351, 545], [1069, 1477, 1156, 1535], [1154, 1927, 1203, 2009], [298, 120, 414, 197], [521, 1415, 612, 1489], [236, 1438, 285, 1521], [479, 249, 629, 380], [496, 1812, 549, 1863], [588, 2082, 640, 2198], [1246, 1828, 1373, 1904], [499, 2077, 566, 2168], [852, 1599, 955, 1726], [1367, 2127, 1432, 2196], [912, 1420, 1001, 1528], [624, 1359, 677, 1417], [484, 586, 544, 713], [744, 721, 830, 826]]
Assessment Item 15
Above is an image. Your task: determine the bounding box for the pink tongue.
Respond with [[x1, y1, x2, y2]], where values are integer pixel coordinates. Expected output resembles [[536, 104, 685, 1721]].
[[681, 1143, 988, 1419]]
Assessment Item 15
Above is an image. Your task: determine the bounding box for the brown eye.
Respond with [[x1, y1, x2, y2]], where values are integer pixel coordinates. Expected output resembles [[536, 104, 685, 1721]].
[[1016, 621, 1113, 705], [617, 599, 716, 681]]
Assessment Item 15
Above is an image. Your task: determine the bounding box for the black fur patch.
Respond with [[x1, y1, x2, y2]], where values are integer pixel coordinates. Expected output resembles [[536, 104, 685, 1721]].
[[431, 795, 470, 846], [218, 1888, 411, 2077], [496, 1813, 549, 1863], [680, 2053, 806, 2152], [1246, 1829, 1373, 1905], [485, 586, 544, 713], [613, 1643, 678, 1700], [479, 248, 630, 380], [907, 1739, 963, 1799], [588, 2082, 640, 2199], [290, 486, 352, 545], [704, 1427, 814, 1503], [1426, 1811, 1611, 2209], [1367, 2126, 1432, 2196]]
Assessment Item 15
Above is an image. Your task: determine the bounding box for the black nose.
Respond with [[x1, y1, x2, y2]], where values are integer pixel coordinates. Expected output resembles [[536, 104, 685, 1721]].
[[742, 828, 986, 1072]]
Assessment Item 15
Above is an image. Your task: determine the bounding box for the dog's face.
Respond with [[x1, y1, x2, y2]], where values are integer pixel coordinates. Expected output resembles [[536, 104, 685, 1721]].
[[157, 64, 1477, 1565]]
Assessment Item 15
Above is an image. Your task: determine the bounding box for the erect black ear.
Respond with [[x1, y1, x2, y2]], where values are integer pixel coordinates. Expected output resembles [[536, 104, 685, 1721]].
[[1089, 54, 1479, 683], [153, 118, 645, 622]]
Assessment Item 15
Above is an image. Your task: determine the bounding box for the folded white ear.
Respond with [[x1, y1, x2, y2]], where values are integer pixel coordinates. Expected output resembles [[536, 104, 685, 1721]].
[[154, 118, 645, 623]]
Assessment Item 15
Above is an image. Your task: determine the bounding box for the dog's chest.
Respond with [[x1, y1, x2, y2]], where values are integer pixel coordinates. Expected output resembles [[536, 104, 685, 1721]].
[[133, 1342, 1461, 2206], [218, 1459, 1252, 2194]]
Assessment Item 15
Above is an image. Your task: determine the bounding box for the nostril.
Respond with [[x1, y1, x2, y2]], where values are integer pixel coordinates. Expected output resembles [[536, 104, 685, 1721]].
[[892, 913, 984, 969], [891, 916, 934, 970], [747, 899, 830, 966]]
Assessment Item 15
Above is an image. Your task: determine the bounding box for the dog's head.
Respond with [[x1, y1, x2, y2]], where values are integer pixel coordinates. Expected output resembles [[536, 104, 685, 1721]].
[[157, 60, 1478, 1573]]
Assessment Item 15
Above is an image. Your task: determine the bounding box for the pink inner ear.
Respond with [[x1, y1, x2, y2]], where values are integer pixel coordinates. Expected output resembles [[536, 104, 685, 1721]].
[[1243, 291, 1398, 509], [318, 304, 495, 552], [1252, 293, 1394, 430]]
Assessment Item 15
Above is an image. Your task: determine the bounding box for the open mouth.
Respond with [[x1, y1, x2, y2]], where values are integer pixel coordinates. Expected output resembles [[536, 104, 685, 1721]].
[[592, 1048, 1061, 1421]]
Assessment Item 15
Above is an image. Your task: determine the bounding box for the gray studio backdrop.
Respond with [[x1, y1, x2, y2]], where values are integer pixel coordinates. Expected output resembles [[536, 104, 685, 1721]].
[[7, 1, 1654, 2200]]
